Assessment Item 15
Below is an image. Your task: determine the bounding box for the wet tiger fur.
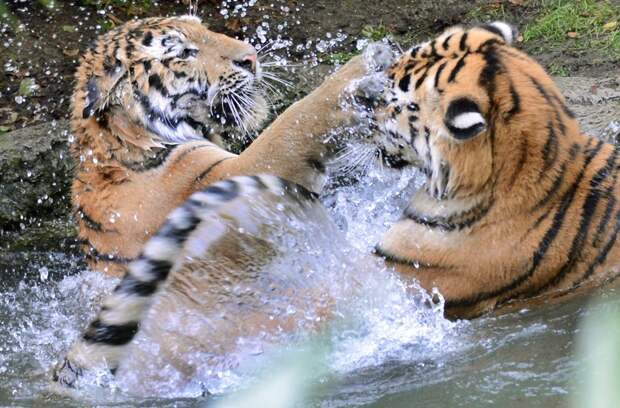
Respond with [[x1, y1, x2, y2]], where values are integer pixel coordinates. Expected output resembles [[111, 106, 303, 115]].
[[71, 15, 392, 277], [373, 21, 620, 318], [56, 19, 617, 390], [54, 174, 330, 389]]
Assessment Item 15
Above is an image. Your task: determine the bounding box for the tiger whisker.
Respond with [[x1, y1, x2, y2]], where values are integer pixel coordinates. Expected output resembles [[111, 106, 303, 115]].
[[208, 87, 221, 117], [331, 143, 377, 177], [231, 88, 253, 110], [254, 40, 274, 55], [231, 96, 248, 132], [232, 91, 263, 134], [226, 95, 248, 134], [260, 61, 303, 69], [377, 148, 386, 172], [261, 72, 293, 88], [249, 84, 277, 109], [257, 41, 284, 59], [230, 93, 253, 124], [258, 78, 284, 97]]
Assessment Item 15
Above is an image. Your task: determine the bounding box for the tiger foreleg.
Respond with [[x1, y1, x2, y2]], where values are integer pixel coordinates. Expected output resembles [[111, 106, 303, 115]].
[[204, 43, 394, 193]]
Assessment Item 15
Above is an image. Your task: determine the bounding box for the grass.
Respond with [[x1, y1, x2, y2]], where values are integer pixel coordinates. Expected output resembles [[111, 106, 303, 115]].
[[467, 2, 513, 22], [523, 0, 620, 57], [547, 61, 570, 76]]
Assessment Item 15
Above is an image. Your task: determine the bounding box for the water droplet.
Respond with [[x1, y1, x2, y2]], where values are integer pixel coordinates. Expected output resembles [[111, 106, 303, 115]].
[[39, 266, 49, 281]]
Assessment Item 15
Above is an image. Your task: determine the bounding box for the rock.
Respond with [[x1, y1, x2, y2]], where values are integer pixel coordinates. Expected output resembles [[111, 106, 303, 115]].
[[599, 121, 620, 144], [554, 76, 620, 141], [0, 120, 76, 252]]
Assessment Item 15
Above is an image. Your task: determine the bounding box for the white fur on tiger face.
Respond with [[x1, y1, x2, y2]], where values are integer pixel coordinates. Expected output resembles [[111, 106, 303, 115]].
[[76, 16, 268, 146]]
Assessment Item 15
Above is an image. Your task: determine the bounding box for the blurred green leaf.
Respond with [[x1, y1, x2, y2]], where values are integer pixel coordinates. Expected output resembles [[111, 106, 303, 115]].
[[18, 78, 38, 96], [213, 342, 332, 408], [0, 0, 19, 28], [574, 299, 620, 407]]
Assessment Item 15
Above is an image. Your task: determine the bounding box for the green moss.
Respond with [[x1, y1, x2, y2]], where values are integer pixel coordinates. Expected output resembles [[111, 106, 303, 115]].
[[524, 0, 620, 57]]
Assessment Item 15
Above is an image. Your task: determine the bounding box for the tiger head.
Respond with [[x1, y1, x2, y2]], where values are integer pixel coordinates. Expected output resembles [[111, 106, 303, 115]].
[[375, 21, 579, 200], [72, 16, 268, 157]]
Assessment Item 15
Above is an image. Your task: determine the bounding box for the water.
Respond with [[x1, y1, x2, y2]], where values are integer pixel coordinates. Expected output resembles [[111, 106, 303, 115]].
[[2, 1, 618, 406], [1, 165, 614, 407]]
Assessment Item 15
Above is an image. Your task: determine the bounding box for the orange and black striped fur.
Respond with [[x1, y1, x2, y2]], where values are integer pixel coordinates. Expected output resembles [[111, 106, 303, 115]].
[[71, 15, 391, 276], [374, 21, 620, 318], [59, 19, 620, 389], [54, 175, 333, 389]]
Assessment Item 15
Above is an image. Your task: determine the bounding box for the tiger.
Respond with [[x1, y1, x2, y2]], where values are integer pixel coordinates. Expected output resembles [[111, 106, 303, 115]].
[[372, 21, 620, 318], [53, 174, 338, 390], [55, 20, 619, 390], [70, 15, 392, 277]]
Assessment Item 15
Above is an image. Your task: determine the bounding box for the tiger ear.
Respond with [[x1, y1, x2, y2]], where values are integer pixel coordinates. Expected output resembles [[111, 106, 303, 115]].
[[81, 62, 127, 119], [481, 21, 518, 45], [444, 97, 487, 140]]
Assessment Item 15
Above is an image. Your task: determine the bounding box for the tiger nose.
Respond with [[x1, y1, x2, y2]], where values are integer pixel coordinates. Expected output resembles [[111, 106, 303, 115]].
[[233, 54, 257, 75]]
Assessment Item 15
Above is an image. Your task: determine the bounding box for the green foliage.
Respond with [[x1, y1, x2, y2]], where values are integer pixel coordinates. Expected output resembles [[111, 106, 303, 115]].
[[97, 17, 115, 31], [0, 1, 18, 28], [573, 297, 620, 407], [523, 0, 620, 56], [361, 24, 391, 41], [328, 51, 356, 65], [36, 0, 56, 8]]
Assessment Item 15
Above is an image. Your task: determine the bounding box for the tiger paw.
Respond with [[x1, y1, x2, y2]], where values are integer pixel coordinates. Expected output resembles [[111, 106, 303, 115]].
[[362, 42, 394, 73], [342, 43, 393, 114], [52, 358, 83, 388], [348, 72, 389, 109]]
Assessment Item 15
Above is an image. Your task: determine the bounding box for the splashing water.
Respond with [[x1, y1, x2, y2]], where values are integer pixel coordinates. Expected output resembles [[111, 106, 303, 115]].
[[0, 256, 118, 406], [0, 159, 467, 406], [0, 162, 594, 408], [1, 1, 614, 406]]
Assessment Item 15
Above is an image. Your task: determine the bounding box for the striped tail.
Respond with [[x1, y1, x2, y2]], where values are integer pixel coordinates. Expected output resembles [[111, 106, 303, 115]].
[[52, 175, 320, 388]]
